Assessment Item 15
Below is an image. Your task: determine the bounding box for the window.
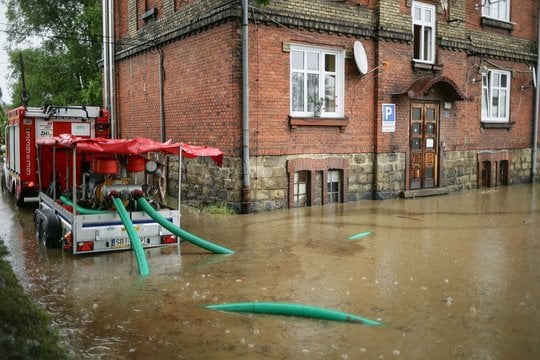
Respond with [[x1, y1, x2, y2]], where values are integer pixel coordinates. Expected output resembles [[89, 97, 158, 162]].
[[481, 69, 511, 122], [293, 171, 309, 207], [290, 45, 344, 118], [482, 0, 510, 22], [412, 2, 436, 64], [327, 170, 341, 203]]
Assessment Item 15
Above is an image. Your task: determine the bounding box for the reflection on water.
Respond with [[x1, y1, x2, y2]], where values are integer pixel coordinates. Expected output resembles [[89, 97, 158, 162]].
[[1, 184, 539, 359]]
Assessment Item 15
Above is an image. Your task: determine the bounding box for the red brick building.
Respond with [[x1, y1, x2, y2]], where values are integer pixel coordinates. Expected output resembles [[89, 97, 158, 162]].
[[107, 0, 539, 212]]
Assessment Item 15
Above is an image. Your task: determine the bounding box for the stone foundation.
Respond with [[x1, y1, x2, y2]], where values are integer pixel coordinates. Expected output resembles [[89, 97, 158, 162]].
[[166, 148, 535, 212]]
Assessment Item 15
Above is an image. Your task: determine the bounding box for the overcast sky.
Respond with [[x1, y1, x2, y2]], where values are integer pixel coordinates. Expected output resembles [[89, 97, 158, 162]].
[[0, 2, 12, 104]]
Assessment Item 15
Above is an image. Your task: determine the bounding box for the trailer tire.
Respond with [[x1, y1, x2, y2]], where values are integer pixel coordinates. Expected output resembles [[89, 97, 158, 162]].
[[39, 224, 47, 246], [34, 209, 62, 248], [34, 217, 42, 239]]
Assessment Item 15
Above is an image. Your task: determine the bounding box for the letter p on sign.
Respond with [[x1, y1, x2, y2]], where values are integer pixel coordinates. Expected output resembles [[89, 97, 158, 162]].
[[382, 103, 395, 132], [382, 104, 395, 122]]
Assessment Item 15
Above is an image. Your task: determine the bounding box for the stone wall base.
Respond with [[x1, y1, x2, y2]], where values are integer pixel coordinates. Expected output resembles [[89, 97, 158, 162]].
[[166, 148, 535, 212]]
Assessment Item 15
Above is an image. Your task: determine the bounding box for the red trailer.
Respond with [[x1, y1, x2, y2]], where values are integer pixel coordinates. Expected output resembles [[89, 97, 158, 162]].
[[33, 135, 225, 257], [2, 105, 109, 206]]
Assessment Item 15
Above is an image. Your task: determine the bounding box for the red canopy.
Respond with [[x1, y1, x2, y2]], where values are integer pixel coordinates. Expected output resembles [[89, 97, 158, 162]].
[[37, 134, 224, 167]]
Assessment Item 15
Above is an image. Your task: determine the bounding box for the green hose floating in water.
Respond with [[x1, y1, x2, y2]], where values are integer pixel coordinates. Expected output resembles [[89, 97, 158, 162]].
[[206, 302, 382, 326], [112, 197, 150, 276], [137, 197, 234, 255], [347, 231, 373, 241]]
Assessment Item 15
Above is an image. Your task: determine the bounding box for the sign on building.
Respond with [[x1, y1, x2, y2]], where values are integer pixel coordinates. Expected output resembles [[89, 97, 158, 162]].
[[382, 103, 395, 133]]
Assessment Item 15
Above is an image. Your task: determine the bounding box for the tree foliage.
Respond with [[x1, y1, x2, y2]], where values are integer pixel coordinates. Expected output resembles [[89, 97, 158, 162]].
[[3, 0, 269, 108], [5, 0, 103, 107]]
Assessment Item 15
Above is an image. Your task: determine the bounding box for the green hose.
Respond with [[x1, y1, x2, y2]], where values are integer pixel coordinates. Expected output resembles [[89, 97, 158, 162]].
[[206, 302, 382, 326], [59, 195, 111, 215], [112, 197, 150, 276], [137, 197, 234, 255], [347, 231, 373, 241]]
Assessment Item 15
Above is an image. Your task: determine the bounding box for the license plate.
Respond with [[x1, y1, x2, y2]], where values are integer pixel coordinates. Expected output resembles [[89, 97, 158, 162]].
[[111, 238, 130, 248]]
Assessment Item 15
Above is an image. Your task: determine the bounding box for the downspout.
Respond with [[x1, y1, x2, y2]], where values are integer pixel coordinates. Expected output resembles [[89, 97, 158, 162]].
[[158, 47, 165, 142], [372, 21, 381, 200], [108, 0, 117, 138], [102, 0, 110, 113], [241, 0, 251, 213], [533, 2, 540, 183]]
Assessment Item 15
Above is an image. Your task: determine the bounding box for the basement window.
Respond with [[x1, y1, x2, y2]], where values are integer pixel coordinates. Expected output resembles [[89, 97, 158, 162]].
[[327, 170, 342, 203], [293, 171, 309, 207]]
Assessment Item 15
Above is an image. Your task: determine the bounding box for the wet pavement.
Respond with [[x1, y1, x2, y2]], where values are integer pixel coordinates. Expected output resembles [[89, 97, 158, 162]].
[[1, 184, 539, 359]]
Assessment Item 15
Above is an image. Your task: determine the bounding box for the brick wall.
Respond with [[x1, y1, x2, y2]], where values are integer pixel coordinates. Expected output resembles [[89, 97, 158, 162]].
[[111, 0, 539, 211], [250, 25, 376, 157], [115, 0, 129, 39], [116, 23, 243, 154]]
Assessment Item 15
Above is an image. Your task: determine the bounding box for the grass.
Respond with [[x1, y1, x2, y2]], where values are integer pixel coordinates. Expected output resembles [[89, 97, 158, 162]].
[[200, 202, 236, 215], [0, 240, 71, 360]]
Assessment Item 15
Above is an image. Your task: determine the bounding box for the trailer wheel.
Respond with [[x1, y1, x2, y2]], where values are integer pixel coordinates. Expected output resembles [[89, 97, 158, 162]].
[[38, 224, 47, 246], [34, 218, 42, 240], [34, 209, 62, 248]]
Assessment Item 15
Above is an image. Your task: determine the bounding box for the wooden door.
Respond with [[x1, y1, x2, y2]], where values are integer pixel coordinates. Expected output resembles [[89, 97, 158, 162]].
[[410, 102, 438, 189]]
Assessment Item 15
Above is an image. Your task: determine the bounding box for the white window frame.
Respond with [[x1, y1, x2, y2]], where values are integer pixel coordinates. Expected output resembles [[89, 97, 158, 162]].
[[482, 0, 510, 22], [481, 69, 511, 123], [412, 1, 436, 64], [290, 44, 345, 118]]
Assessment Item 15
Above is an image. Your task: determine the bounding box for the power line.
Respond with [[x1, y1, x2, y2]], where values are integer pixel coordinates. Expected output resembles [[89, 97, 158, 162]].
[[0, 20, 154, 49]]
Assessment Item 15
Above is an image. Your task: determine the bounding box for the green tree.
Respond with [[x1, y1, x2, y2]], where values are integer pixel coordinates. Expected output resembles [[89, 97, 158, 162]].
[[4, 0, 103, 107], [0, 104, 6, 144]]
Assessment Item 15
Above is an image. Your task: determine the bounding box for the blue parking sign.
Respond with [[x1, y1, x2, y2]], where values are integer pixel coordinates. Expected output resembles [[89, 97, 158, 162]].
[[382, 103, 395, 132]]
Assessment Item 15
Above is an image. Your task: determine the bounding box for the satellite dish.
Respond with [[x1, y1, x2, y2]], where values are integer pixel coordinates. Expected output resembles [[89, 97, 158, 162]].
[[353, 41, 368, 75]]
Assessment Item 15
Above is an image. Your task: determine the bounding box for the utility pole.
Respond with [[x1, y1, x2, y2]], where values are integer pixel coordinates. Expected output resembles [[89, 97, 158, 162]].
[[19, 52, 29, 107]]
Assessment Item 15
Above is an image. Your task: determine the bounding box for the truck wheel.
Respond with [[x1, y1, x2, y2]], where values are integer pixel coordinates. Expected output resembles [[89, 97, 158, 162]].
[[16, 187, 24, 207]]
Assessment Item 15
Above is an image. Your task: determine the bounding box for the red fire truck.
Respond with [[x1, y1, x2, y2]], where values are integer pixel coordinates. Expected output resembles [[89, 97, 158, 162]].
[[2, 105, 109, 206]]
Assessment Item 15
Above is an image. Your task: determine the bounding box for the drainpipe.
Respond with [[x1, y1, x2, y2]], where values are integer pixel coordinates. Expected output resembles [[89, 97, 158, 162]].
[[372, 27, 381, 200], [533, 3, 540, 183], [102, 0, 110, 113], [158, 47, 165, 142], [108, 0, 117, 138], [241, 0, 251, 213]]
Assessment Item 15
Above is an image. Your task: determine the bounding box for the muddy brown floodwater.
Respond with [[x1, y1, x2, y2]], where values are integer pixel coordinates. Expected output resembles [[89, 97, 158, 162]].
[[1, 184, 539, 359]]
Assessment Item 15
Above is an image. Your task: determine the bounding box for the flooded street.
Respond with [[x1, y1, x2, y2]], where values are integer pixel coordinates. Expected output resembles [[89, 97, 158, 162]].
[[1, 184, 539, 359]]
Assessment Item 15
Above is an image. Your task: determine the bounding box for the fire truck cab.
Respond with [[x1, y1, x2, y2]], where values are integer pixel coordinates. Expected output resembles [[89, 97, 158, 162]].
[[2, 105, 109, 206]]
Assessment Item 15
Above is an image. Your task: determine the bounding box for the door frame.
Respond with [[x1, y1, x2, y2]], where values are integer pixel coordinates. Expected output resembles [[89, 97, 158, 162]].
[[409, 101, 439, 190]]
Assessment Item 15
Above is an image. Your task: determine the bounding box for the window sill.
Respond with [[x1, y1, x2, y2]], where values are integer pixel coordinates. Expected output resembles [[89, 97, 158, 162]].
[[481, 17, 514, 32], [289, 116, 349, 132], [481, 121, 515, 130], [412, 61, 443, 72]]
